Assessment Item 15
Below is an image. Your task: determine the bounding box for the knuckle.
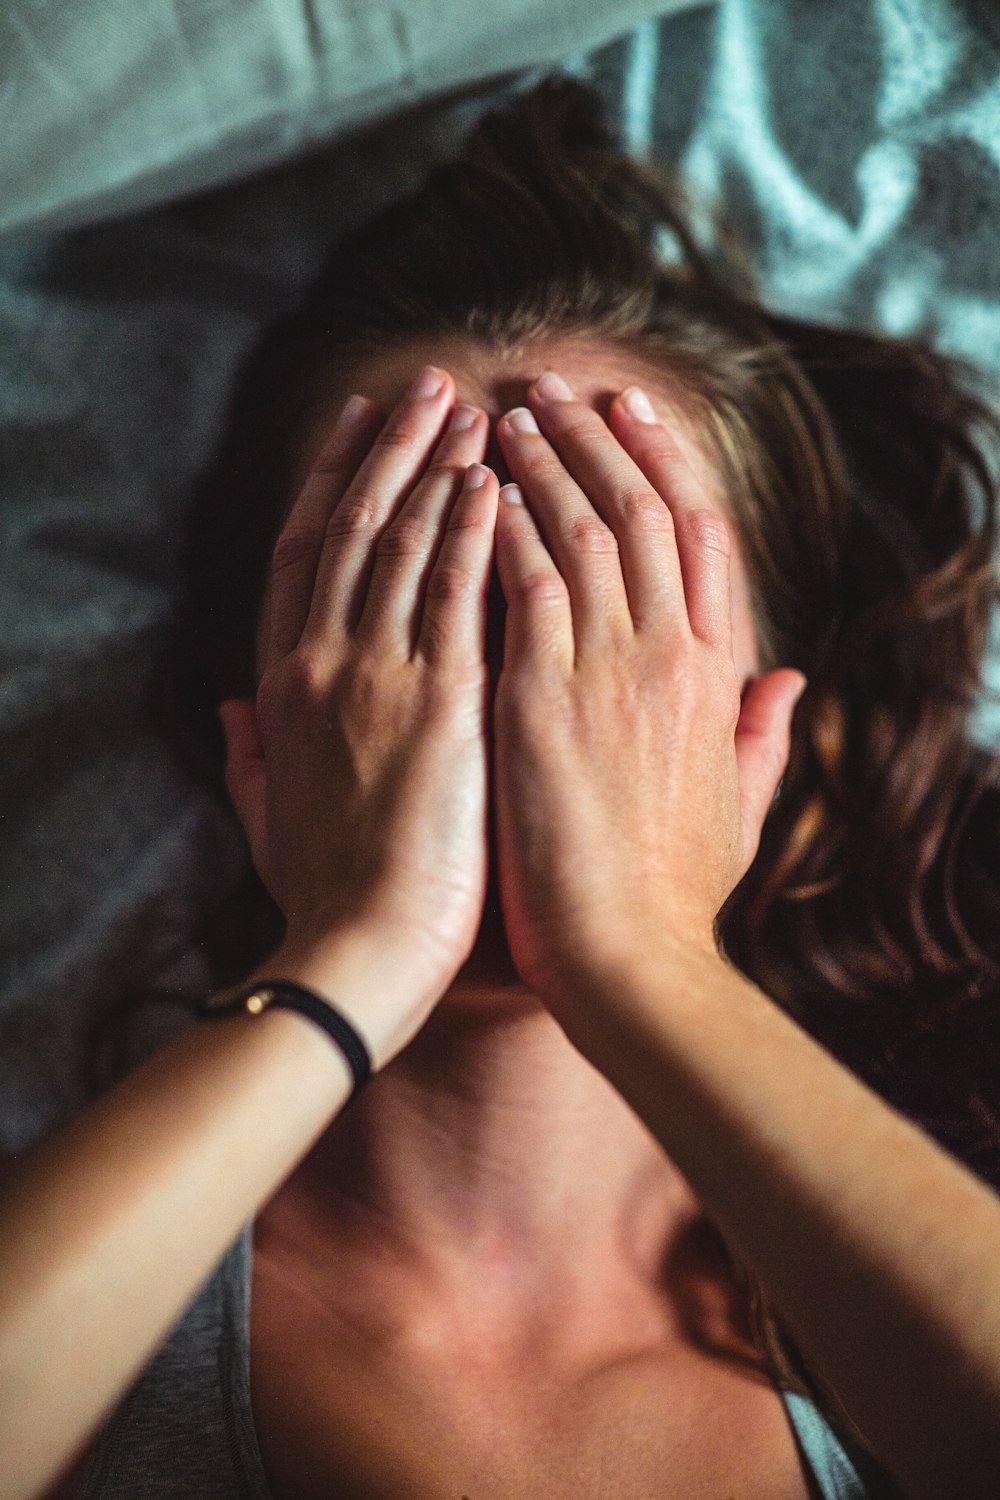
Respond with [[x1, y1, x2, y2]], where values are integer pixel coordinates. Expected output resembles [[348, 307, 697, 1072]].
[[619, 486, 672, 531], [564, 514, 618, 555], [339, 653, 383, 713], [425, 564, 473, 604], [377, 517, 432, 558], [375, 413, 425, 451], [659, 639, 741, 723], [640, 426, 687, 465], [558, 410, 600, 447], [447, 500, 492, 533], [685, 507, 731, 555], [519, 449, 562, 484], [676, 638, 703, 682], [636, 430, 697, 493], [310, 450, 349, 477], [422, 459, 464, 486], [656, 633, 700, 688], [283, 647, 326, 698], [258, 649, 323, 720], [419, 621, 483, 680], [324, 496, 380, 541], [513, 570, 568, 608], [421, 668, 482, 722], [270, 527, 322, 578]]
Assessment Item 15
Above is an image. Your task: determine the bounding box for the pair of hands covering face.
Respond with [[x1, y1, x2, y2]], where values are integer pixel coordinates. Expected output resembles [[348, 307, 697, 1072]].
[[218, 364, 806, 1029]]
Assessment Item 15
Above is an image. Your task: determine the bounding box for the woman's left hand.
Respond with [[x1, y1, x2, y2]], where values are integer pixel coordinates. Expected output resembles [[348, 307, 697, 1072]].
[[492, 372, 807, 1002]]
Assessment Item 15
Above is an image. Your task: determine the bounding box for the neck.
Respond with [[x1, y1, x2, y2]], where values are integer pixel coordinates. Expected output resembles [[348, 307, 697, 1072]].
[[279, 982, 708, 1309]]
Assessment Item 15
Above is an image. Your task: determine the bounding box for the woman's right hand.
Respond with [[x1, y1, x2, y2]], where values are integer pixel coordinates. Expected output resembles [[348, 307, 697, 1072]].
[[218, 366, 500, 1057]]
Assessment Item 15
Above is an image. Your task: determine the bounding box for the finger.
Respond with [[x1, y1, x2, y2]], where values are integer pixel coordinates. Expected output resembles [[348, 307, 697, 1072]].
[[217, 698, 268, 870], [416, 461, 500, 668], [262, 394, 381, 670], [608, 385, 734, 646], [494, 483, 573, 674], [300, 365, 455, 648], [673, 506, 735, 649], [525, 372, 688, 634], [734, 671, 808, 871], [496, 405, 632, 652], [356, 404, 489, 655]]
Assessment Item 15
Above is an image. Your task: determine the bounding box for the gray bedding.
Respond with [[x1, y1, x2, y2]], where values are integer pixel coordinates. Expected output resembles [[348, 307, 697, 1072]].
[[2, 0, 998, 1150]]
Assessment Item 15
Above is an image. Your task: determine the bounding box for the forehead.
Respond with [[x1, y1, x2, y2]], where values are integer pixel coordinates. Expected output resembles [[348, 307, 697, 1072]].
[[296, 333, 725, 507], [344, 335, 669, 417]]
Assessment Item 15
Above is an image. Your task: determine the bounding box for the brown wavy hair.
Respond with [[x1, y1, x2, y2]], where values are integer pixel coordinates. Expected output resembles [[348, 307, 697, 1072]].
[[162, 77, 1000, 1467]]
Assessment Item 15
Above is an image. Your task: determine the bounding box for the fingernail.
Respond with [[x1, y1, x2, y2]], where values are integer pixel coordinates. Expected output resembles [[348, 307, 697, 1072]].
[[791, 674, 808, 707], [535, 371, 574, 402], [333, 393, 370, 434], [505, 407, 539, 434], [464, 463, 489, 490], [448, 403, 480, 433], [499, 483, 524, 504], [410, 365, 446, 400], [621, 385, 658, 423]]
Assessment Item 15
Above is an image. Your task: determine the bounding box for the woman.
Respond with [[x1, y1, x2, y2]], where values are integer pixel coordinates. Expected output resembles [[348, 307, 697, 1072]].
[[2, 79, 999, 1500]]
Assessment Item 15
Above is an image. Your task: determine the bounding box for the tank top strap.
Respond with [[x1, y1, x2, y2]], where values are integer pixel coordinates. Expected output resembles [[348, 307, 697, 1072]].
[[780, 1389, 905, 1500]]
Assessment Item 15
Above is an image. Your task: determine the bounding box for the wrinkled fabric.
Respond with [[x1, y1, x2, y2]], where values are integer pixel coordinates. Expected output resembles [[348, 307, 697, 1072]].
[[0, 8, 988, 1492], [1, 0, 998, 1140], [0, 0, 701, 234]]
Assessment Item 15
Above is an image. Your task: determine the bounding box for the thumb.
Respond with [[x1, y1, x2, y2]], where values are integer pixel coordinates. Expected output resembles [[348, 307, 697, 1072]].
[[217, 698, 269, 872], [733, 670, 807, 874]]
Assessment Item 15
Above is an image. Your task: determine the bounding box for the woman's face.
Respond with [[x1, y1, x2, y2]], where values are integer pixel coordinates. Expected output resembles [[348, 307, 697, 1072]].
[[257, 334, 763, 996]]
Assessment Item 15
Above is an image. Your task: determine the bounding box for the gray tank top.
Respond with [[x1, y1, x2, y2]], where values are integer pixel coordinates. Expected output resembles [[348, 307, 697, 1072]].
[[75, 1222, 902, 1499]]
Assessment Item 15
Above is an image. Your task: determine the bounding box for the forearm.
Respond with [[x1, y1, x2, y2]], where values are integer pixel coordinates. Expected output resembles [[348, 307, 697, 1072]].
[[556, 942, 1000, 1500], [0, 927, 411, 1500]]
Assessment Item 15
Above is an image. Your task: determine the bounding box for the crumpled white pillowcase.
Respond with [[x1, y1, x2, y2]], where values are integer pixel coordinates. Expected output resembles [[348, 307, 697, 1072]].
[[0, 0, 707, 236]]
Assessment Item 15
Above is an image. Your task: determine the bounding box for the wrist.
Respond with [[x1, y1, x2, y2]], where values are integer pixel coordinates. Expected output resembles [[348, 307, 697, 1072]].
[[247, 923, 442, 1071], [538, 925, 727, 1056], [539, 917, 720, 1005]]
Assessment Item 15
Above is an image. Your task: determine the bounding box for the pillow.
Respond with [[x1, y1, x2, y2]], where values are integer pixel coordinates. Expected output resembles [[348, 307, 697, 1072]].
[[0, 0, 707, 235], [3, 0, 998, 1157], [0, 20, 714, 1150]]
